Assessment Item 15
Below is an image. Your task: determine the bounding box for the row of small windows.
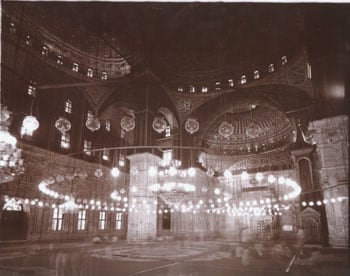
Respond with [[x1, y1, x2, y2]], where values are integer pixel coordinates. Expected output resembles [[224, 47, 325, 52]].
[[44, 47, 108, 79], [52, 209, 123, 231], [8, 22, 109, 80], [177, 56, 290, 93], [59, 57, 108, 79]]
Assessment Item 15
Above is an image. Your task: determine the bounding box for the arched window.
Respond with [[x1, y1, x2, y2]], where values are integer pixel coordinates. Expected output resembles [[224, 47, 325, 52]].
[[165, 126, 171, 138], [105, 120, 111, 131], [64, 99, 72, 114], [27, 81, 37, 97], [41, 46, 49, 56], [281, 56, 288, 65], [189, 85, 195, 93], [307, 63, 312, 79], [298, 158, 314, 191], [57, 55, 63, 65], [72, 63, 79, 72], [84, 140, 92, 155], [254, 70, 260, 79], [77, 210, 87, 230], [87, 68, 93, 77], [9, 22, 16, 34], [268, 64, 275, 73], [52, 208, 63, 231], [60, 132, 70, 149], [241, 75, 247, 84], [102, 148, 109, 161], [101, 72, 108, 80], [99, 211, 106, 230], [215, 82, 221, 91], [116, 213, 123, 230], [25, 35, 32, 46], [228, 79, 234, 87]]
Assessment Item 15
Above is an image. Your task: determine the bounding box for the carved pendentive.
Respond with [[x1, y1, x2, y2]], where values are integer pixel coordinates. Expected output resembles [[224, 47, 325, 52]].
[[177, 99, 193, 114]]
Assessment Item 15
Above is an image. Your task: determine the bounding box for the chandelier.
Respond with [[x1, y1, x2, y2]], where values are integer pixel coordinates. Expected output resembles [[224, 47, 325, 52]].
[[148, 159, 196, 206], [0, 105, 24, 183]]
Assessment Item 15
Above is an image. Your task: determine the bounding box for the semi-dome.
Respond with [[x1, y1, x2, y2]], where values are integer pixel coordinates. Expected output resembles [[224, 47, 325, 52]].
[[202, 104, 294, 155]]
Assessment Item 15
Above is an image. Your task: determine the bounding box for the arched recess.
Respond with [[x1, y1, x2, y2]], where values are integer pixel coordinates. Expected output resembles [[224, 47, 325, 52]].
[[300, 207, 321, 244], [0, 198, 30, 241], [297, 157, 314, 192], [156, 107, 179, 131], [189, 84, 312, 148]]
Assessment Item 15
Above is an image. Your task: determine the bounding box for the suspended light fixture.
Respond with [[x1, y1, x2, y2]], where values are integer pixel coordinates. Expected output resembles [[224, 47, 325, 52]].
[[86, 114, 101, 132], [111, 167, 120, 178], [121, 110, 135, 132], [152, 117, 167, 133], [55, 117, 71, 133], [185, 117, 199, 135], [224, 169, 232, 179], [267, 174, 276, 183], [218, 121, 234, 138], [255, 172, 264, 182], [22, 91, 40, 136], [149, 158, 196, 207], [22, 115, 39, 135], [0, 105, 24, 183], [241, 171, 249, 180], [94, 168, 103, 178], [187, 167, 196, 177]]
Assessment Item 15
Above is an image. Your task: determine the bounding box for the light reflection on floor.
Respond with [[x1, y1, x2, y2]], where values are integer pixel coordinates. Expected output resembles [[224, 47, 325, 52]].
[[0, 241, 349, 276]]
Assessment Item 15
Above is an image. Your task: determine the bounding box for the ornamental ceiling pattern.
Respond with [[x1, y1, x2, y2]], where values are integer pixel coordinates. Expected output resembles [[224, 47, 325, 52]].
[[202, 105, 294, 155]]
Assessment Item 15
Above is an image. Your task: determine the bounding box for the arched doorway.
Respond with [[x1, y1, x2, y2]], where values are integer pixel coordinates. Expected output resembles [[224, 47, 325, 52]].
[[300, 207, 321, 244], [0, 199, 29, 241]]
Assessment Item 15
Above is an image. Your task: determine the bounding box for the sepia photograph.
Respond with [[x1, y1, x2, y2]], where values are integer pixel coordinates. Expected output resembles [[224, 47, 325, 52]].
[[0, 1, 349, 275]]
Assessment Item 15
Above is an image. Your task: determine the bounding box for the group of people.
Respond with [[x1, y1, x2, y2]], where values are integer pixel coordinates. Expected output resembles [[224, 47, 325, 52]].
[[235, 226, 306, 272]]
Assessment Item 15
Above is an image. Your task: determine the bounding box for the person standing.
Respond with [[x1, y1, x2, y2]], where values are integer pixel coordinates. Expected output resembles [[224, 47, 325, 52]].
[[285, 226, 306, 272], [295, 226, 306, 257]]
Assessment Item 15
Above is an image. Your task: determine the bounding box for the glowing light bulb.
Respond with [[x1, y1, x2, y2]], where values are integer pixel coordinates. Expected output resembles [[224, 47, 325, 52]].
[[278, 176, 285, 185], [169, 166, 177, 176], [111, 167, 120, 177], [241, 171, 249, 180], [267, 174, 276, 183], [224, 170, 232, 179], [188, 167, 196, 177], [22, 115, 40, 133], [255, 172, 264, 181], [148, 166, 157, 177]]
